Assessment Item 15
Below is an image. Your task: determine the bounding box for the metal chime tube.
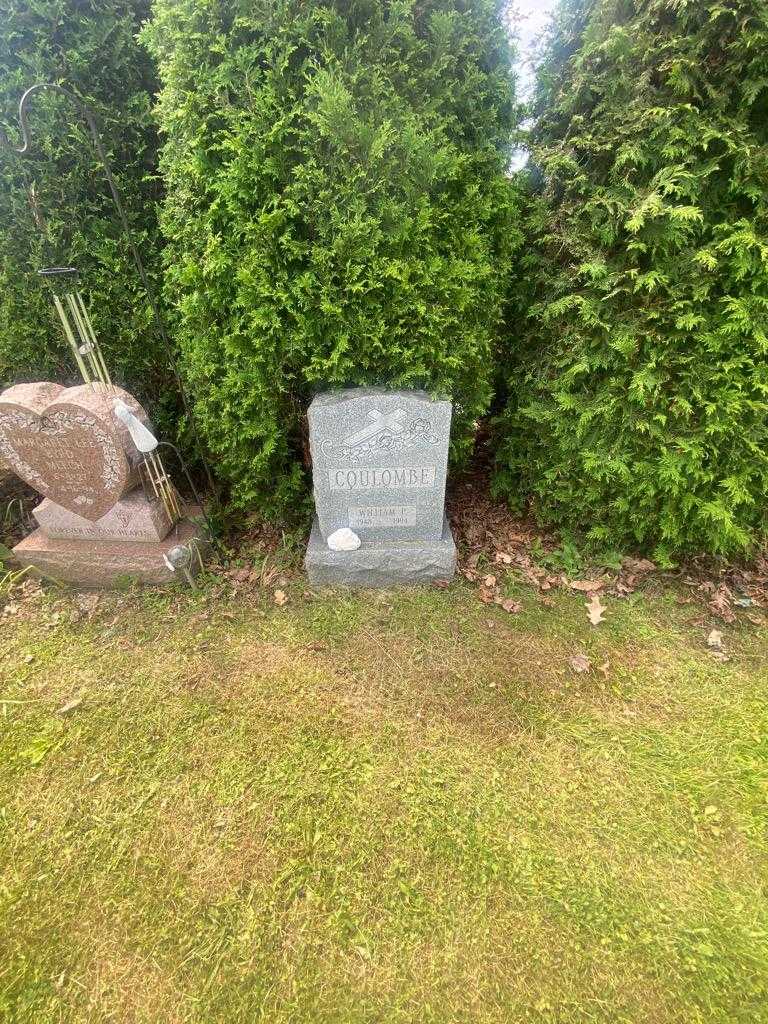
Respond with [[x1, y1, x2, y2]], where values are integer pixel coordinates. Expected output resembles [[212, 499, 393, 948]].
[[75, 292, 113, 387], [52, 293, 92, 384], [165, 470, 183, 520], [64, 291, 112, 388], [63, 292, 96, 381], [146, 450, 183, 522]]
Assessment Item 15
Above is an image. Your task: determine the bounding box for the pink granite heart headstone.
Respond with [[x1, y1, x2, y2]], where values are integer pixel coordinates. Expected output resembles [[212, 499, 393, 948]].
[[0, 382, 150, 521]]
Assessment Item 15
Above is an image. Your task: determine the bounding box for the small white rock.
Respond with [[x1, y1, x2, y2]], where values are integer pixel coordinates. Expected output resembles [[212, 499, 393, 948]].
[[327, 528, 361, 552]]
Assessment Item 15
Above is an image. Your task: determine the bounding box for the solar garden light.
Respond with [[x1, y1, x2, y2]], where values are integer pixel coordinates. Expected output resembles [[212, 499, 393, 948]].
[[163, 540, 205, 588]]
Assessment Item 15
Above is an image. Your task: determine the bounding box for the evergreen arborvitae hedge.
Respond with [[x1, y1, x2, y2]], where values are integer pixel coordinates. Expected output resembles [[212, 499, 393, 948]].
[[144, 0, 520, 514], [0, 0, 173, 426], [495, 0, 768, 560]]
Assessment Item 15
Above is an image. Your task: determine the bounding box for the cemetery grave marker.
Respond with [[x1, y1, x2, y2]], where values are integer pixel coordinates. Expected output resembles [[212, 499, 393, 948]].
[[305, 388, 456, 586], [0, 381, 206, 587]]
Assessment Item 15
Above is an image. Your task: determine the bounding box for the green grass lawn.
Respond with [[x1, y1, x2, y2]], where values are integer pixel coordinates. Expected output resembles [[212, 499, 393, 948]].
[[1, 578, 767, 1023]]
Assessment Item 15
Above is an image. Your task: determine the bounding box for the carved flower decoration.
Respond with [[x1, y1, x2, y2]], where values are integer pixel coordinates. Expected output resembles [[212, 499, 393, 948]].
[[410, 418, 432, 437]]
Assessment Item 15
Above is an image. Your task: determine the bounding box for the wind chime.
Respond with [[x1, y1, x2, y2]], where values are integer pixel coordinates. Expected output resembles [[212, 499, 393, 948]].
[[0, 83, 210, 528], [39, 264, 182, 524], [34, 266, 183, 525]]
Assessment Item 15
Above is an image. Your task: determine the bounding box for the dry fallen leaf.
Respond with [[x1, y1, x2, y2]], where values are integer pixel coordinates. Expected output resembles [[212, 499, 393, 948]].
[[497, 597, 522, 614], [483, 574, 497, 589], [613, 580, 634, 597], [598, 661, 610, 679], [494, 552, 513, 565], [586, 593, 606, 625], [709, 585, 736, 624], [570, 580, 603, 593], [273, 589, 288, 607], [623, 557, 656, 574], [570, 653, 592, 674], [707, 628, 723, 650]]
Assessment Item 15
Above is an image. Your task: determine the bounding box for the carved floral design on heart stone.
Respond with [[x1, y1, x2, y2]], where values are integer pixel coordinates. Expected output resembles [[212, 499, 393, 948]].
[[0, 382, 150, 521]]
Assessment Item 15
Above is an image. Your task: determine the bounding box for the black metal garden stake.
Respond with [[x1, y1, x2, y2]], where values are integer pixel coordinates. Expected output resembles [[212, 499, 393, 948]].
[[0, 82, 217, 498]]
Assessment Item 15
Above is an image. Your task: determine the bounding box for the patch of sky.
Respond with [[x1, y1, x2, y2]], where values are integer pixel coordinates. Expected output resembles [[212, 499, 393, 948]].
[[509, 0, 558, 170]]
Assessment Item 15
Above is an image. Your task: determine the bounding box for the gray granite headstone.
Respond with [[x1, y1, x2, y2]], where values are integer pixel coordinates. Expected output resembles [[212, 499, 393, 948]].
[[304, 388, 456, 587]]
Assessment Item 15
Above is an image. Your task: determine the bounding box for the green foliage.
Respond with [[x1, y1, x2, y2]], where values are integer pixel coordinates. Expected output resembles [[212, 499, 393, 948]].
[[495, 0, 768, 560], [144, 0, 521, 514], [0, 0, 175, 429]]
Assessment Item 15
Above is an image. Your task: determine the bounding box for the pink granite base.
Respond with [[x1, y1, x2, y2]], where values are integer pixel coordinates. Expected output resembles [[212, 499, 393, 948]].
[[33, 487, 173, 543], [13, 515, 208, 587]]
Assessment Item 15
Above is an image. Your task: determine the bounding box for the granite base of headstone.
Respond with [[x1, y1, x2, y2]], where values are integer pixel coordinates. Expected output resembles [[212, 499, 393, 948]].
[[13, 512, 205, 587], [0, 381, 207, 587], [32, 489, 173, 542], [304, 388, 457, 587]]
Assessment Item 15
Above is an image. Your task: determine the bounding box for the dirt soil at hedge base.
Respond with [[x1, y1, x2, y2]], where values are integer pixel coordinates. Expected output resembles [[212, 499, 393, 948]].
[[446, 464, 768, 628], [220, 463, 767, 633]]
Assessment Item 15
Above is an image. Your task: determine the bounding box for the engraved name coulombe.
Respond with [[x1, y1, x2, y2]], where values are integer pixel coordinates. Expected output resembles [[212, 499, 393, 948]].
[[329, 466, 436, 491]]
